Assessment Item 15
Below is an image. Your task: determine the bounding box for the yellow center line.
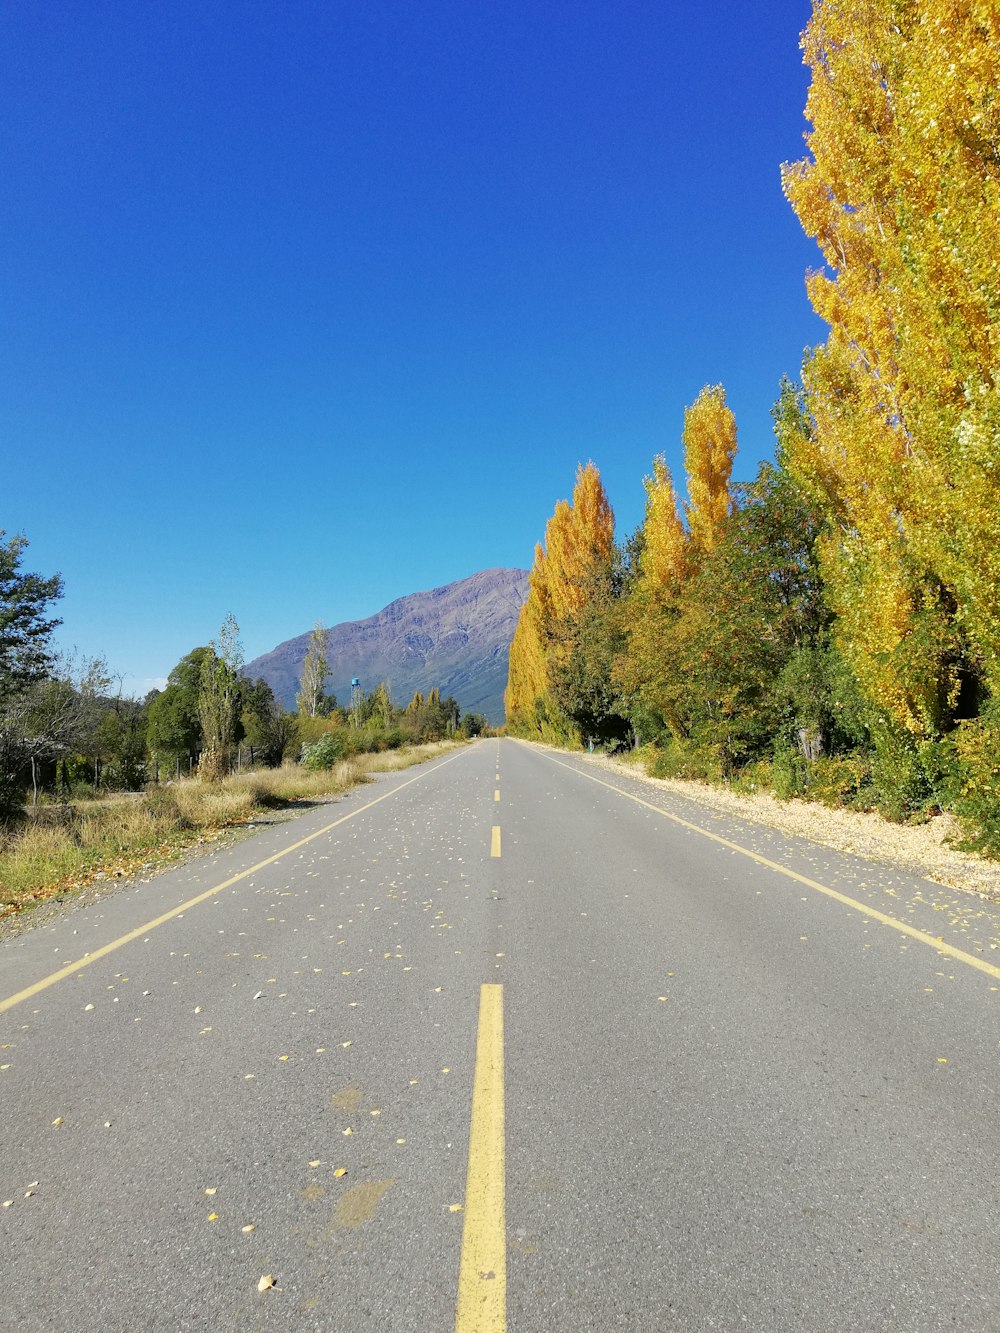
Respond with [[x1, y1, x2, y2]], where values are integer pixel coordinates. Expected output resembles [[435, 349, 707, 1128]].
[[490, 826, 501, 858], [455, 983, 505, 1333], [539, 750, 1000, 985], [494, 790, 500, 802], [0, 747, 473, 1015]]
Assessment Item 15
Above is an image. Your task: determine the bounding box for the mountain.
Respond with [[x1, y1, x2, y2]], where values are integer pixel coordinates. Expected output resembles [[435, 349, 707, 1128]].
[[244, 568, 530, 724]]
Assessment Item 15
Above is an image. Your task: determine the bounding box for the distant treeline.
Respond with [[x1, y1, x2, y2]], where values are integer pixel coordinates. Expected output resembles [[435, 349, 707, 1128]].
[[506, 0, 1000, 854], [0, 559, 488, 815]]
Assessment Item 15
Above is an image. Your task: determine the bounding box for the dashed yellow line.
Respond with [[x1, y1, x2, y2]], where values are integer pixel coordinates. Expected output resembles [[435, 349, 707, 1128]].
[[494, 790, 500, 802], [540, 751, 1000, 985], [455, 984, 505, 1332], [490, 827, 501, 858], [0, 747, 473, 1015]]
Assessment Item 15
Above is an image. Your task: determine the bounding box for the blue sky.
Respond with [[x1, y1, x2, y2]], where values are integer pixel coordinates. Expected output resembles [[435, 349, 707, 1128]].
[[3, 0, 826, 693]]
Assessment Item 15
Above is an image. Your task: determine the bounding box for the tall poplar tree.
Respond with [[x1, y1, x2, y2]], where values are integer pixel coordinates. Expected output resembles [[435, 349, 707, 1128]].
[[506, 463, 616, 740], [296, 622, 329, 719], [198, 614, 243, 781], [782, 0, 1000, 739]]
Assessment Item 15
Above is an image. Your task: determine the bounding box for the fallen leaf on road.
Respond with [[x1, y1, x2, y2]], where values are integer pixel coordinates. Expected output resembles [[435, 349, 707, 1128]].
[[342, 1127, 353, 1136], [207, 1212, 219, 1222], [52, 1117, 63, 1127], [205, 1187, 217, 1196], [242, 1224, 255, 1233], [333, 1168, 348, 1178], [449, 1204, 463, 1212], [309, 1160, 321, 1168], [257, 1275, 277, 1293]]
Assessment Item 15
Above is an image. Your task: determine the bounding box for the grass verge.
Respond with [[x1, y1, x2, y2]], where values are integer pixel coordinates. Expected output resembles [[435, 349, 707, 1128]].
[[0, 741, 464, 920]]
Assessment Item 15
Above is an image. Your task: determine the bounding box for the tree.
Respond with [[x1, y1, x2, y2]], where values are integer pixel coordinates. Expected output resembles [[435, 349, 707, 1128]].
[[0, 532, 63, 694], [241, 678, 295, 767], [0, 535, 65, 812], [506, 462, 616, 741], [296, 622, 331, 718], [146, 647, 211, 764], [683, 385, 737, 559], [198, 615, 243, 781], [781, 0, 1000, 740], [617, 387, 738, 740]]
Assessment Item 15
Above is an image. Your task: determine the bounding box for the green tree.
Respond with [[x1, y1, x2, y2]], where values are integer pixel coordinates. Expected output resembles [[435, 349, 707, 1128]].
[[146, 647, 211, 765], [0, 532, 63, 693], [241, 678, 296, 766], [549, 554, 630, 747], [0, 533, 64, 812], [198, 615, 243, 781], [296, 622, 332, 718]]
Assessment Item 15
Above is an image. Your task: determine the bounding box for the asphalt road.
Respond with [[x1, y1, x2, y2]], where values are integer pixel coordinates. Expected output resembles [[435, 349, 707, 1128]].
[[3, 738, 1000, 1332]]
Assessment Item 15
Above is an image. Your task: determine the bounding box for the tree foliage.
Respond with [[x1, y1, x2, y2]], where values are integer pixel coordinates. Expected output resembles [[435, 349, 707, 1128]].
[[198, 615, 243, 781], [781, 0, 1000, 741], [296, 622, 332, 718], [506, 462, 618, 742]]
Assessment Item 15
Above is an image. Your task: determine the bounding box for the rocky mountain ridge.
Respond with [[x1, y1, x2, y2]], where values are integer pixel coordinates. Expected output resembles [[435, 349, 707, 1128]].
[[244, 567, 529, 724]]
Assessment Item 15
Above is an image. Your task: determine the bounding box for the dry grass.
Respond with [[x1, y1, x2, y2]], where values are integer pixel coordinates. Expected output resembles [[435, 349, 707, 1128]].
[[0, 740, 464, 917]]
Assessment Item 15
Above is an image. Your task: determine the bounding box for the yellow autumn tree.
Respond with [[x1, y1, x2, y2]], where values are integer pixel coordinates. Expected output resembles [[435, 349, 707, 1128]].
[[683, 385, 738, 557], [617, 388, 737, 736], [505, 463, 615, 740], [782, 0, 1000, 737]]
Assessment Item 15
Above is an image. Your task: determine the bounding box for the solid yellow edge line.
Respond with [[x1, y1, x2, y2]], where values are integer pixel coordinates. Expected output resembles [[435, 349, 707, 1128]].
[[455, 983, 505, 1333], [490, 826, 501, 858], [539, 749, 1000, 985], [0, 747, 472, 1015]]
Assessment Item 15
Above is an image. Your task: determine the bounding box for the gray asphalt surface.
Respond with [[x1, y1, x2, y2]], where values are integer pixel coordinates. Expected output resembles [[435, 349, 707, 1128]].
[[2, 738, 1000, 1332]]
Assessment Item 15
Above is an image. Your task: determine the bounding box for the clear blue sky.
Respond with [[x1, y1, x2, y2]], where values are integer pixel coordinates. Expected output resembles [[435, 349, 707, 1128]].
[[2, 0, 826, 694]]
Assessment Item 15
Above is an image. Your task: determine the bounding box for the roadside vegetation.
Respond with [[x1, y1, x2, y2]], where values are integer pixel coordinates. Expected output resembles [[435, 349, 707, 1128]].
[[0, 535, 485, 917], [506, 3, 1000, 858], [0, 743, 460, 917]]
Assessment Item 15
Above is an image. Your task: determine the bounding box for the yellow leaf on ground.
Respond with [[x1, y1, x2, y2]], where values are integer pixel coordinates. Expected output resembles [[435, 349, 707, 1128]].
[[257, 1275, 277, 1293]]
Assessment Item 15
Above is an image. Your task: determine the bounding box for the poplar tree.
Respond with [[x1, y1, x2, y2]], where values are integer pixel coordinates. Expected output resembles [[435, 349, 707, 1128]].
[[683, 385, 738, 558], [296, 622, 329, 719], [506, 463, 616, 739], [198, 614, 243, 782], [782, 0, 1000, 739]]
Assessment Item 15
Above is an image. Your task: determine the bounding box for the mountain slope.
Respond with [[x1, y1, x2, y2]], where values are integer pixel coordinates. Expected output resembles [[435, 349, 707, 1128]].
[[244, 568, 529, 724]]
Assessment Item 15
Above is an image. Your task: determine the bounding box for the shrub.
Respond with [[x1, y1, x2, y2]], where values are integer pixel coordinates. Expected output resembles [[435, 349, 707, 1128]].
[[771, 742, 808, 800], [936, 704, 1000, 857], [301, 734, 346, 770], [870, 723, 934, 822], [647, 740, 721, 782], [805, 755, 872, 809]]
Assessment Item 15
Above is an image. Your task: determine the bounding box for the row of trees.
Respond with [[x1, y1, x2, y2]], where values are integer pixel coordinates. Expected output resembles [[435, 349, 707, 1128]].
[[507, 0, 1000, 850], [0, 539, 484, 815]]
